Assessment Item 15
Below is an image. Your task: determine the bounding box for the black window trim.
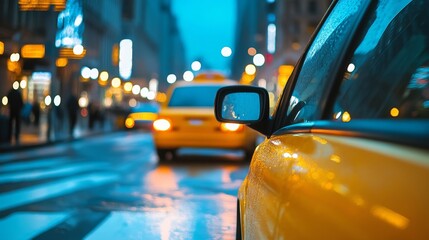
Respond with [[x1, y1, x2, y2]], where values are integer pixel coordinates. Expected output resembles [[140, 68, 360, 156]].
[[272, 119, 429, 150]]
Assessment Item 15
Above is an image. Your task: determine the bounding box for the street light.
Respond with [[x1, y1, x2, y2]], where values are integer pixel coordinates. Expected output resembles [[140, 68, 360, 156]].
[[191, 61, 201, 71], [245, 64, 256, 75], [247, 47, 257, 56], [111, 77, 121, 88], [140, 87, 149, 98], [253, 54, 265, 67], [221, 47, 232, 57], [183, 71, 194, 82], [90, 68, 99, 80], [167, 74, 177, 84]]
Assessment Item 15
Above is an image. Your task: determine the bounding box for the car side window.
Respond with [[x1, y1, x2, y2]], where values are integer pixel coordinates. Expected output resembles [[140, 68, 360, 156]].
[[286, 0, 367, 124], [330, 0, 429, 121]]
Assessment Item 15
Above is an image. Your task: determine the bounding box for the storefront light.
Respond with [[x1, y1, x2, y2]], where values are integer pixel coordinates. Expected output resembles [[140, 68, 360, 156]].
[[132, 84, 141, 95], [123, 82, 133, 92], [13, 81, 19, 90], [20, 79, 27, 89], [10, 53, 20, 62], [2, 96, 8, 106], [99, 71, 109, 81], [140, 87, 149, 98], [45, 95, 52, 106], [54, 95, 61, 106], [56, 58, 68, 67], [73, 44, 84, 55], [147, 91, 156, 100], [81, 67, 91, 79], [0, 41, 4, 55], [78, 96, 88, 108]]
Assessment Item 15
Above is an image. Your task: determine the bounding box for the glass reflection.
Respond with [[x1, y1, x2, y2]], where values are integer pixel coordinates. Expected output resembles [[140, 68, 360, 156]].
[[221, 92, 260, 121]]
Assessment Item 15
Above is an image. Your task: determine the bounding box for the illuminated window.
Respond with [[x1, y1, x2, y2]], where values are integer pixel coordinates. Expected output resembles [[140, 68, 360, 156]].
[[55, 0, 84, 48]]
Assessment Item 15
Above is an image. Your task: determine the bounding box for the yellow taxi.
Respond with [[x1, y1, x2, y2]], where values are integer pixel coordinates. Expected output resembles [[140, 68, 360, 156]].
[[124, 102, 159, 130], [215, 0, 429, 239], [153, 72, 258, 161]]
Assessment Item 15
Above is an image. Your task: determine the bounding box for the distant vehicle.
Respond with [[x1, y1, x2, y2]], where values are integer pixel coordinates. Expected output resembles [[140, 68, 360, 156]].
[[153, 72, 258, 161], [215, 0, 429, 239], [125, 102, 159, 130]]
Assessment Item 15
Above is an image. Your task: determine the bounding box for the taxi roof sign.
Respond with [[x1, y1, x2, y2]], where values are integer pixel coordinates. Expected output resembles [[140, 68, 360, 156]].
[[194, 72, 225, 81]]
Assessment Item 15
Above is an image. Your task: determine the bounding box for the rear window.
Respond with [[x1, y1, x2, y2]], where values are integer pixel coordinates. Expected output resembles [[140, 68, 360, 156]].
[[168, 85, 224, 107]]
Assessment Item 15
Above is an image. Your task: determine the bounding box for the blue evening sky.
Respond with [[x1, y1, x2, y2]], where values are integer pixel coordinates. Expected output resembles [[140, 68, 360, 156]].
[[171, 0, 236, 75]]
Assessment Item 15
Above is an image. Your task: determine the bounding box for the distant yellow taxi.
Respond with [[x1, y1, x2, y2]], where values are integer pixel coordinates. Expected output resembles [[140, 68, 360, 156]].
[[215, 0, 429, 239], [153, 73, 258, 161], [124, 102, 159, 130]]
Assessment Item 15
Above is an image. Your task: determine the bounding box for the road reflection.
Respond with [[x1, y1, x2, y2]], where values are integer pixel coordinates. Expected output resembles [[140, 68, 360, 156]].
[[0, 132, 249, 239]]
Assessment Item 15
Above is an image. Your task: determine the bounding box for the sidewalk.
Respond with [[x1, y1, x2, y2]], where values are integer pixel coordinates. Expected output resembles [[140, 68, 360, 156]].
[[0, 112, 122, 153]]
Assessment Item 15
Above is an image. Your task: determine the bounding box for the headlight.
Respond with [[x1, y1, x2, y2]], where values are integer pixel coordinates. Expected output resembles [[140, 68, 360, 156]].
[[125, 117, 135, 128], [220, 123, 243, 132], [153, 118, 172, 131]]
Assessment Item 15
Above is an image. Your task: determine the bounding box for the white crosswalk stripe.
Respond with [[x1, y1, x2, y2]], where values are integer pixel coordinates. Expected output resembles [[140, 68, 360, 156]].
[[0, 162, 110, 183], [0, 173, 119, 212], [0, 212, 70, 240], [0, 157, 68, 172]]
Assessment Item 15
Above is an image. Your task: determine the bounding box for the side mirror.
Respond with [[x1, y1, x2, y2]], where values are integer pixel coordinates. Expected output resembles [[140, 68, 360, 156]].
[[215, 86, 270, 133]]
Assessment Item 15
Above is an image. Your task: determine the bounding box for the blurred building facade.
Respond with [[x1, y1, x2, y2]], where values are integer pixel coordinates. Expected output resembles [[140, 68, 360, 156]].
[[232, 0, 331, 95], [0, 0, 185, 142]]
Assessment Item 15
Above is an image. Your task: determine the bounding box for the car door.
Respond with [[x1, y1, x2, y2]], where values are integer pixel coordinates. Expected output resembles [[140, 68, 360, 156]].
[[241, 0, 429, 239], [241, 0, 370, 238]]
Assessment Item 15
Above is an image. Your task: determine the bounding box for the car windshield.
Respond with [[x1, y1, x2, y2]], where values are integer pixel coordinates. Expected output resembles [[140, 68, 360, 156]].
[[168, 85, 223, 108]]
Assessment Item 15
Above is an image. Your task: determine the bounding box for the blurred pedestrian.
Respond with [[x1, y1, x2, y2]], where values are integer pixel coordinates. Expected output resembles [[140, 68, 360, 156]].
[[32, 99, 40, 126], [66, 94, 79, 138], [6, 87, 24, 144], [88, 102, 95, 130], [21, 102, 32, 125]]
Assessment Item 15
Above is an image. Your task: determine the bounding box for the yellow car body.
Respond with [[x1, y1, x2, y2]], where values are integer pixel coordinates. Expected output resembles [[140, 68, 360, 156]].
[[214, 0, 429, 239], [238, 132, 429, 239], [153, 74, 258, 161]]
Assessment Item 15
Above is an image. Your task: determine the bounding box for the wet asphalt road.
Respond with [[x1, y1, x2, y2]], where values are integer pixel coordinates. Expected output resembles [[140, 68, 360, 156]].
[[0, 131, 249, 240]]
